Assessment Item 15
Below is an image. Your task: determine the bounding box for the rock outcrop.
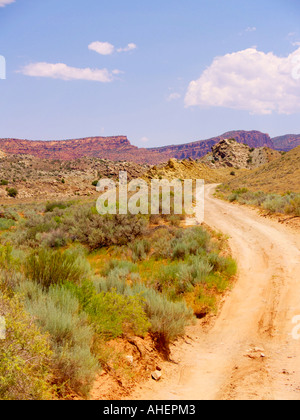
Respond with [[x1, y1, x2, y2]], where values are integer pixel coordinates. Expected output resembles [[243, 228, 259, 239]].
[[203, 138, 281, 169], [148, 130, 275, 161]]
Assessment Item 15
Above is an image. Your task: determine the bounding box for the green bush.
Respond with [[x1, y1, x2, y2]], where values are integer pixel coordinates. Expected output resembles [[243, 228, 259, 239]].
[[157, 256, 213, 298], [39, 229, 67, 248], [45, 201, 70, 213], [0, 218, 15, 231], [132, 285, 194, 359], [6, 188, 18, 198], [208, 253, 237, 278], [220, 185, 300, 217], [24, 248, 91, 290], [288, 195, 300, 216], [62, 207, 148, 250], [19, 282, 98, 397], [130, 239, 151, 262], [65, 280, 150, 340], [0, 245, 24, 291], [93, 277, 194, 359], [0, 285, 53, 400], [84, 289, 150, 340]]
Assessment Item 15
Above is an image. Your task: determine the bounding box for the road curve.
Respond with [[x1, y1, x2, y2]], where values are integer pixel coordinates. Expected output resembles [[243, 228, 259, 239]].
[[129, 184, 300, 400]]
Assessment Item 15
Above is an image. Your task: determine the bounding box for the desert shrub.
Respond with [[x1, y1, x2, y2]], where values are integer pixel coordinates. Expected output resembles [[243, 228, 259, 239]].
[[262, 196, 287, 213], [10, 213, 60, 247], [285, 195, 300, 216], [45, 201, 70, 213], [220, 186, 300, 217], [24, 248, 91, 290], [0, 218, 15, 231], [0, 245, 24, 291], [168, 215, 181, 227], [102, 259, 138, 277], [152, 229, 173, 259], [64, 280, 150, 340], [229, 193, 238, 202], [0, 179, 8, 186], [172, 242, 190, 260], [185, 285, 217, 318], [132, 285, 194, 359], [233, 188, 249, 195], [94, 275, 130, 295], [83, 289, 150, 340], [208, 253, 237, 278], [19, 282, 98, 396], [157, 256, 213, 298], [130, 239, 151, 262], [171, 227, 211, 260], [62, 206, 147, 250], [149, 214, 162, 225], [91, 277, 194, 359], [39, 229, 67, 248], [0, 284, 53, 400], [0, 207, 19, 221], [6, 203, 148, 250], [6, 188, 18, 198]]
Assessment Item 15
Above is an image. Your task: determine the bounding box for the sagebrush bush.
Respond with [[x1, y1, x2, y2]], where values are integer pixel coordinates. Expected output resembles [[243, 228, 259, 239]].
[[130, 239, 151, 262], [24, 248, 91, 290], [0, 282, 53, 400], [93, 276, 194, 359], [65, 280, 150, 340], [45, 201, 71, 213], [84, 289, 150, 339], [6, 203, 148, 250], [19, 282, 98, 396], [0, 244, 24, 291], [0, 218, 15, 231], [219, 186, 300, 217], [62, 206, 148, 250], [132, 284, 194, 359], [157, 256, 213, 298], [208, 253, 237, 278]]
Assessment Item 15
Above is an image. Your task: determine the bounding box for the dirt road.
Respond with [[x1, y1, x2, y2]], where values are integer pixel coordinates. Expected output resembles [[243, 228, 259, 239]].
[[130, 184, 300, 400]]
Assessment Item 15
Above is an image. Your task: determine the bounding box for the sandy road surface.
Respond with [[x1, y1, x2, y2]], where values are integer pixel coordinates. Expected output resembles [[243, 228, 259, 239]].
[[130, 184, 300, 400]]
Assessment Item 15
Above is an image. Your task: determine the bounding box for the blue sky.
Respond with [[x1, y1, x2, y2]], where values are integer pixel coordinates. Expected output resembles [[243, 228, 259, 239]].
[[0, 0, 300, 147]]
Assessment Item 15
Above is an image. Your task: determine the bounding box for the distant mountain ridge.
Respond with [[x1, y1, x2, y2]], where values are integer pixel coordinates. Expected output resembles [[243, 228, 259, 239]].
[[0, 130, 299, 163], [272, 134, 300, 152]]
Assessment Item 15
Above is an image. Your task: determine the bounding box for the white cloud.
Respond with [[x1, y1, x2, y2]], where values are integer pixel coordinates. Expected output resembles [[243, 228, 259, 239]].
[[88, 42, 115, 56], [140, 137, 149, 144], [185, 47, 300, 115], [89, 41, 137, 55], [0, 0, 14, 7], [167, 92, 181, 101], [245, 27, 257, 32], [117, 43, 137, 53], [19, 62, 115, 83]]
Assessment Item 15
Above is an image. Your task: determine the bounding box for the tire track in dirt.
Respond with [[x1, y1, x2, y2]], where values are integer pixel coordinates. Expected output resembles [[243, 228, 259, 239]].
[[129, 185, 300, 401]]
